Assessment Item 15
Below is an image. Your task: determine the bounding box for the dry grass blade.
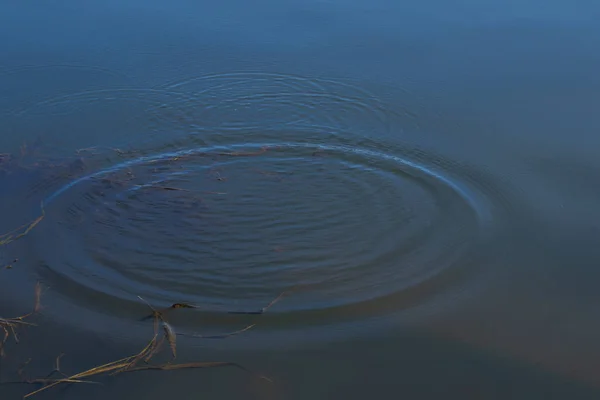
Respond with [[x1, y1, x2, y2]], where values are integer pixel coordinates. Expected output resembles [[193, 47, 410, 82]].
[[33, 282, 42, 314], [260, 290, 287, 313], [0, 325, 9, 357], [137, 296, 159, 314], [0, 282, 43, 356], [179, 323, 256, 339], [137, 296, 176, 360], [229, 290, 288, 315], [2, 378, 101, 386], [10, 325, 19, 344], [22, 290, 284, 397], [112, 334, 159, 374], [138, 296, 162, 335], [55, 353, 64, 373], [72, 356, 138, 378], [26, 378, 100, 385], [144, 335, 165, 363], [24, 354, 142, 398], [18, 358, 32, 380], [37, 353, 70, 380], [0, 318, 35, 327], [0, 320, 31, 356], [4, 281, 44, 321], [124, 361, 272, 382], [126, 361, 234, 371], [111, 295, 168, 372], [162, 320, 177, 360], [24, 319, 260, 396], [0, 221, 32, 245], [0, 201, 45, 246], [171, 290, 291, 339]]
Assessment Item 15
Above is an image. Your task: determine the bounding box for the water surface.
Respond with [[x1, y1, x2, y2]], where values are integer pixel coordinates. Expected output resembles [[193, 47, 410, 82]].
[[2, 1, 600, 399]]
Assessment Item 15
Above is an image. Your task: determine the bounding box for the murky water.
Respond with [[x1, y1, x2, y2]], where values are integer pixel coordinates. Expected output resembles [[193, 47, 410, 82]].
[[2, 1, 600, 399]]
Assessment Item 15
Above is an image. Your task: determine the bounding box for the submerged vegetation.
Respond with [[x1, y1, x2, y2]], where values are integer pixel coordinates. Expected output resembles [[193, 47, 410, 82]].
[[0, 283, 42, 358], [0, 202, 45, 247], [0, 140, 290, 398], [18, 293, 282, 398], [0, 288, 282, 398]]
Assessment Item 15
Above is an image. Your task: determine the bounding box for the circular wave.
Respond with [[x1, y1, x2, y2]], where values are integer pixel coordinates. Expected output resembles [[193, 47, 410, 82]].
[[34, 138, 491, 329], [0, 64, 131, 117], [12, 71, 505, 337], [149, 72, 416, 136], [2, 71, 415, 157], [4, 88, 201, 155]]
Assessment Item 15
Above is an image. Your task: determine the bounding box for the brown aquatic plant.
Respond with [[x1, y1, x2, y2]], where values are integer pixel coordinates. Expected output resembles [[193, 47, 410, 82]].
[[22, 293, 276, 398], [0, 202, 45, 246], [8, 355, 101, 389], [173, 290, 290, 339], [0, 144, 292, 396], [0, 282, 43, 357], [162, 319, 177, 360]]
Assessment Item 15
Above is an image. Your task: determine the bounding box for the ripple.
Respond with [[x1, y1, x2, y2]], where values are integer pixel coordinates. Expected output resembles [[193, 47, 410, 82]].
[[3, 88, 200, 155], [33, 137, 494, 332], [10, 72, 508, 340], [3, 71, 414, 155], [0, 64, 131, 116], [150, 72, 415, 136]]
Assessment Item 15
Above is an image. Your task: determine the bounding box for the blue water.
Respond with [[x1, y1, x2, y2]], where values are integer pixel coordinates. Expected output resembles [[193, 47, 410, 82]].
[[2, 1, 600, 399]]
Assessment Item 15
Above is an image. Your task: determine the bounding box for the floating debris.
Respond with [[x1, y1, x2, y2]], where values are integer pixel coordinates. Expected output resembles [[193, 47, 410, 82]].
[[0, 282, 43, 357], [20, 292, 276, 398], [0, 202, 45, 247]]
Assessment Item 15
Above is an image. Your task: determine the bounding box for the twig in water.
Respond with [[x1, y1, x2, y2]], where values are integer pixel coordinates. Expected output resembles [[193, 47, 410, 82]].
[[22, 293, 270, 398], [0, 202, 45, 246], [54, 353, 65, 376], [178, 324, 256, 340], [18, 358, 32, 381], [228, 290, 288, 315], [0, 282, 43, 356], [171, 290, 291, 338], [124, 361, 272, 382], [23, 344, 155, 397], [163, 320, 177, 360]]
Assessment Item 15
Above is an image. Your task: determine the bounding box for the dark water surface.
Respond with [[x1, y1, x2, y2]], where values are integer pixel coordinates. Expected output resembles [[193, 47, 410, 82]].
[[2, 0, 600, 399]]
